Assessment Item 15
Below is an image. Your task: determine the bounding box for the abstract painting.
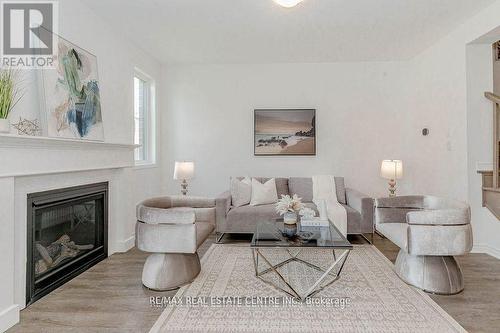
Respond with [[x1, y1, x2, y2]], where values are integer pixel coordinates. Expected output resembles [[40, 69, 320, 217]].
[[40, 36, 103, 140], [254, 109, 316, 156]]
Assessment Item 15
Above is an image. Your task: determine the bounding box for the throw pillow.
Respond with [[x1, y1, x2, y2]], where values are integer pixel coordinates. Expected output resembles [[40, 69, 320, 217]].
[[250, 178, 278, 206], [230, 177, 252, 207]]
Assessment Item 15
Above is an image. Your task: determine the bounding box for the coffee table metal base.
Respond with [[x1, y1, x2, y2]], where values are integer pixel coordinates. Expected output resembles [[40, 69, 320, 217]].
[[251, 248, 350, 301]]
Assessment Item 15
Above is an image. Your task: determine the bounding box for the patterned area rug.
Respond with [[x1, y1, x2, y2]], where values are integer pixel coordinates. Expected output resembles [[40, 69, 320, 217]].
[[150, 244, 466, 333]]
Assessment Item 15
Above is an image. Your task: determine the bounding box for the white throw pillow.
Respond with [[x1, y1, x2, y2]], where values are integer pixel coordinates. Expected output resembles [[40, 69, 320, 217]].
[[250, 178, 278, 206], [230, 177, 252, 207]]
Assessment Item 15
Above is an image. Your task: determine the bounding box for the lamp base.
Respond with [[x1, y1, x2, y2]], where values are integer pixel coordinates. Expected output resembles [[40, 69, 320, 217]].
[[388, 179, 397, 197], [180, 179, 188, 196]]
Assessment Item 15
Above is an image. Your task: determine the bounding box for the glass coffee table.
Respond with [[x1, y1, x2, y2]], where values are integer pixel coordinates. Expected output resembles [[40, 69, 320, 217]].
[[250, 219, 352, 301]]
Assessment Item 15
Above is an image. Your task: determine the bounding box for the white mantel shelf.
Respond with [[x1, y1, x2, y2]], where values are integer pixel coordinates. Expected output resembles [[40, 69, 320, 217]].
[[0, 134, 139, 150], [0, 134, 140, 178]]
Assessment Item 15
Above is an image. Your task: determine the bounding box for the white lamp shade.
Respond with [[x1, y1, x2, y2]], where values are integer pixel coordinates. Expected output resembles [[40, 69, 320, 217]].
[[380, 160, 403, 180], [173, 161, 195, 180]]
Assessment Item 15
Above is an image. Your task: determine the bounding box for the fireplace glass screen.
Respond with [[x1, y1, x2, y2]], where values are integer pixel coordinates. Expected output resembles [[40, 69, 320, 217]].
[[27, 183, 108, 305]]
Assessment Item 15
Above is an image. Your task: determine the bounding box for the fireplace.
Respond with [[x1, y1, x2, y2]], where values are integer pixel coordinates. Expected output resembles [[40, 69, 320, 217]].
[[26, 182, 108, 305]]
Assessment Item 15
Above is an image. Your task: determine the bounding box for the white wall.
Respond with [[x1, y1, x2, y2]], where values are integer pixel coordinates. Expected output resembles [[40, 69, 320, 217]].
[[161, 1, 500, 260], [407, 0, 500, 258], [0, 0, 163, 330], [34, 0, 163, 244], [161, 62, 418, 198]]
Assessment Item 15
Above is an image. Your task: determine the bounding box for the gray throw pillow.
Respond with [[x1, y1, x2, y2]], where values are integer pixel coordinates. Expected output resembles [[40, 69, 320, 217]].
[[230, 177, 252, 207]]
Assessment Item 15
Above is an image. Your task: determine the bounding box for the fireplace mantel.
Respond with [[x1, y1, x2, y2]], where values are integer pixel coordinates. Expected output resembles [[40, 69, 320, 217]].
[[0, 134, 139, 150], [0, 134, 140, 178]]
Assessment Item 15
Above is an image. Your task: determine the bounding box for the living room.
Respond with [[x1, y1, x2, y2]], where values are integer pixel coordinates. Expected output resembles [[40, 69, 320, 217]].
[[1, 0, 500, 332]]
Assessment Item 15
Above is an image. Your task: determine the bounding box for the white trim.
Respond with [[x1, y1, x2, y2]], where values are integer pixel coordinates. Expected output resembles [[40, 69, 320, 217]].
[[133, 68, 157, 166], [476, 162, 493, 171], [0, 165, 133, 179], [0, 304, 20, 332], [0, 133, 138, 150], [114, 236, 135, 253], [132, 162, 158, 170], [472, 243, 500, 259]]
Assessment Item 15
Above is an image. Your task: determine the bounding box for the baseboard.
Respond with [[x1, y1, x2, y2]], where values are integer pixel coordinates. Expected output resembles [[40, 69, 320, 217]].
[[0, 304, 19, 332], [472, 243, 500, 259], [114, 235, 135, 253]]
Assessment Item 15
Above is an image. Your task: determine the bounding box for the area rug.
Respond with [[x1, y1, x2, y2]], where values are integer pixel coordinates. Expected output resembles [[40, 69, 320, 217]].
[[149, 244, 466, 333]]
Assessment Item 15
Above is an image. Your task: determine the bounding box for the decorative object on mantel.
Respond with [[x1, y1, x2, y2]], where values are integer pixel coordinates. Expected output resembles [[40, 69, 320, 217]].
[[381, 159, 403, 197], [0, 69, 24, 133], [11, 117, 42, 136], [254, 109, 316, 156], [40, 33, 104, 141], [173, 161, 195, 195], [275, 194, 304, 224]]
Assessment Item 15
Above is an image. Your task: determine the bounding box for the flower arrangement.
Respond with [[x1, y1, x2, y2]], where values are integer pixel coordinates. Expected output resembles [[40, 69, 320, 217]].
[[275, 194, 304, 215]]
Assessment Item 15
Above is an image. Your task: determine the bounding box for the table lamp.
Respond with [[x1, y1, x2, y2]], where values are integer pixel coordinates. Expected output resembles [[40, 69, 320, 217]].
[[173, 161, 194, 195], [380, 160, 403, 197]]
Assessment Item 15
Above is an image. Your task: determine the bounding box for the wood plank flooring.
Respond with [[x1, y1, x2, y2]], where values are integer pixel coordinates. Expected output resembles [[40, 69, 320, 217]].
[[8, 234, 500, 333]]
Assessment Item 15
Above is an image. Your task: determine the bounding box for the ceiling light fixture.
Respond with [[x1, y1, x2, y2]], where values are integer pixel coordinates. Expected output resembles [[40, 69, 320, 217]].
[[274, 0, 303, 8]]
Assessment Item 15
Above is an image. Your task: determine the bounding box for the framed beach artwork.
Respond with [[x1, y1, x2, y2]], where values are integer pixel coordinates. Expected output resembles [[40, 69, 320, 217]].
[[254, 109, 316, 156], [40, 35, 104, 141]]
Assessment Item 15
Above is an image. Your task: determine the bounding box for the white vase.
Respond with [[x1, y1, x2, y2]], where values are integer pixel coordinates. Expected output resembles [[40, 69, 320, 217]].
[[283, 211, 298, 225], [0, 119, 10, 133]]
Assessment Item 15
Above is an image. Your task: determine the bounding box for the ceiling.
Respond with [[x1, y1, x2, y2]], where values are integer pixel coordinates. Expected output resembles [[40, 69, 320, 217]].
[[83, 0, 496, 64]]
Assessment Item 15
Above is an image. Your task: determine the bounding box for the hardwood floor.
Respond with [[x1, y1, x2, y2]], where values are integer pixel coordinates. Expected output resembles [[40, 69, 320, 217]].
[[8, 234, 500, 333]]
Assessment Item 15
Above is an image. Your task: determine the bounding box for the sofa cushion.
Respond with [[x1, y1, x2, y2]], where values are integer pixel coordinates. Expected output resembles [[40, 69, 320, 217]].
[[236, 177, 289, 198], [226, 204, 281, 232], [288, 177, 346, 204], [225, 202, 319, 233], [289, 177, 313, 202]]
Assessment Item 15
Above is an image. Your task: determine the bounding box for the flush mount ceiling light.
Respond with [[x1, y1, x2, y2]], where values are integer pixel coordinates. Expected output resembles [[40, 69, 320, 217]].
[[274, 0, 304, 8]]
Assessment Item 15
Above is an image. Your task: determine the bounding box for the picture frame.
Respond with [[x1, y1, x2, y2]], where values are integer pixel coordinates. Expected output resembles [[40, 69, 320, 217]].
[[254, 109, 316, 156], [39, 32, 104, 141]]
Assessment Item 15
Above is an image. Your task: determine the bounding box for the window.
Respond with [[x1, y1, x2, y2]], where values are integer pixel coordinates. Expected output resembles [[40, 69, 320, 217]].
[[134, 69, 156, 165]]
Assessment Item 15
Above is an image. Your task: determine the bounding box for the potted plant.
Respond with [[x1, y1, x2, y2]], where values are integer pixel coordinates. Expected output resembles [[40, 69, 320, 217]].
[[0, 69, 23, 133], [275, 194, 304, 225]]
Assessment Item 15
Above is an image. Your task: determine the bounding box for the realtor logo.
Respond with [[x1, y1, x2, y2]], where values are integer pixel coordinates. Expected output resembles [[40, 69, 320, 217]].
[[1, 1, 58, 68]]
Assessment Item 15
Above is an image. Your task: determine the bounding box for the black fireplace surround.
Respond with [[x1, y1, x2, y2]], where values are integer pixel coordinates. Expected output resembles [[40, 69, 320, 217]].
[[26, 182, 108, 305]]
